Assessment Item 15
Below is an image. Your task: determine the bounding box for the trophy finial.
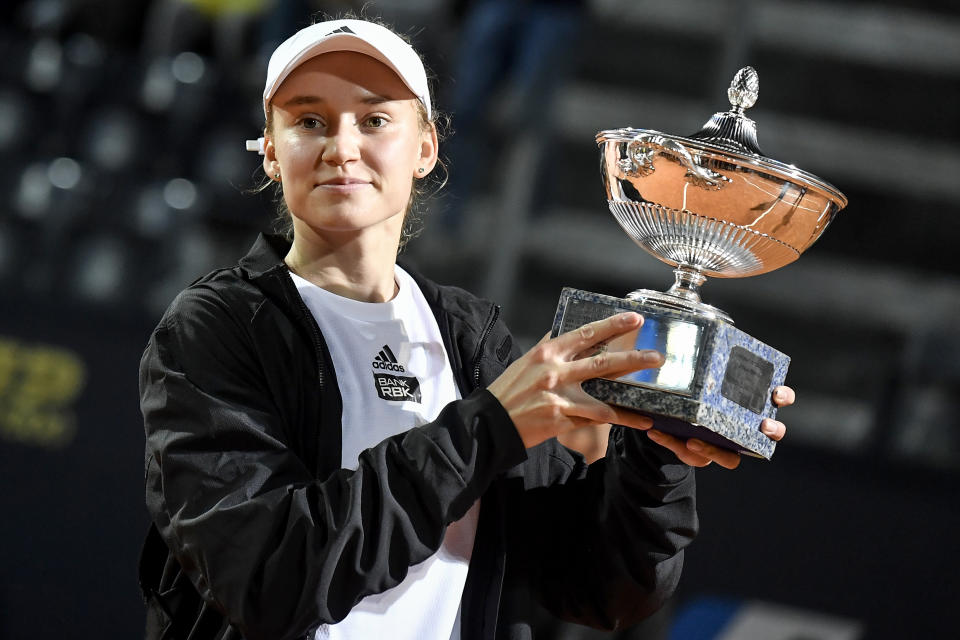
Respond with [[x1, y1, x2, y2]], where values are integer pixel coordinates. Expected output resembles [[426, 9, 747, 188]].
[[728, 66, 759, 111], [687, 65, 763, 154]]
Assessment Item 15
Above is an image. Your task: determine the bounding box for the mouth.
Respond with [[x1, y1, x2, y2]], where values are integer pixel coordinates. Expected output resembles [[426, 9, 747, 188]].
[[315, 177, 370, 193], [317, 176, 369, 187]]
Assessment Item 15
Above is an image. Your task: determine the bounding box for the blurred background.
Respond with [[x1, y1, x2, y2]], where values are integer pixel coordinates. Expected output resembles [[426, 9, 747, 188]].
[[0, 0, 958, 638]]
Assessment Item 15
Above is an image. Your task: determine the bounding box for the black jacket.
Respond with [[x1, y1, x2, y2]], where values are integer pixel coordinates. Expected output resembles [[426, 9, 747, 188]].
[[139, 234, 698, 640]]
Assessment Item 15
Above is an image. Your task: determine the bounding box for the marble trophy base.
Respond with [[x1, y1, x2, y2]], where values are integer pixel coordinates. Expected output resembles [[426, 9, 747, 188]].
[[550, 288, 789, 459]]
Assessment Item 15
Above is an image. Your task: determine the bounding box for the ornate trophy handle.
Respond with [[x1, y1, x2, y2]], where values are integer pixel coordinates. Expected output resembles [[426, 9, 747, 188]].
[[618, 133, 730, 190]]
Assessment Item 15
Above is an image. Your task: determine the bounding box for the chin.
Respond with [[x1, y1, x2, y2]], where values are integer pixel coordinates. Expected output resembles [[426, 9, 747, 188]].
[[292, 211, 405, 237]]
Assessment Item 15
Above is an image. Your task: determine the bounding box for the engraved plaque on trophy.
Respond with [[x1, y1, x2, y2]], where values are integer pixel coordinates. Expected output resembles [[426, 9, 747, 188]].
[[550, 68, 847, 459]]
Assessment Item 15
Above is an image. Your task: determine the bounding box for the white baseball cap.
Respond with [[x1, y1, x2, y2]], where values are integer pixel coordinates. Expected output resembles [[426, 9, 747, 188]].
[[246, 19, 431, 155]]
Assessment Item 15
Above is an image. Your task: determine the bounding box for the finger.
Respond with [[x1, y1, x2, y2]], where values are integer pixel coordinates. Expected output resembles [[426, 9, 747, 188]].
[[685, 438, 741, 470], [551, 312, 643, 358], [606, 405, 655, 431], [565, 390, 654, 431], [565, 348, 665, 383], [761, 418, 786, 441], [565, 416, 601, 430], [772, 385, 795, 407], [597, 350, 668, 380], [646, 430, 714, 467], [647, 431, 742, 469], [573, 340, 609, 361]]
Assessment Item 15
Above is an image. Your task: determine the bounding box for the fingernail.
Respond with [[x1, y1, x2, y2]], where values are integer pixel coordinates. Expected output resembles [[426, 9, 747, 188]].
[[646, 429, 662, 440], [640, 350, 663, 363], [774, 388, 785, 401], [620, 312, 640, 325], [687, 440, 704, 452], [761, 420, 779, 435]]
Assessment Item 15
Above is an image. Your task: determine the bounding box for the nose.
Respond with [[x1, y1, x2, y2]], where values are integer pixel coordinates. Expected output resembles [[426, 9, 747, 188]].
[[321, 117, 361, 166]]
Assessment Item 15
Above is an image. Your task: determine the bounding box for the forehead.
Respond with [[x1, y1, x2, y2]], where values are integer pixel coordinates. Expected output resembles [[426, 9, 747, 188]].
[[272, 50, 417, 105]]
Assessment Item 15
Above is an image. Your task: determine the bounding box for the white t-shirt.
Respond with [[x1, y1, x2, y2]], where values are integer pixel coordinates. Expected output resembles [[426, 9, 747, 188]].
[[290, 266, 478, 640]]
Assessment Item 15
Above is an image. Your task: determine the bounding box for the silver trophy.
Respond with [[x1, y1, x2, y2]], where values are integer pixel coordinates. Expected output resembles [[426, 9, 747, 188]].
[[551, 67, 847, 459]]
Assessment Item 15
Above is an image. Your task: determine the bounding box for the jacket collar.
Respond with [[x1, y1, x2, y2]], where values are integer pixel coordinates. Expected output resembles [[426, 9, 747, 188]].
[[236, 233, 497, 324], [238, 233, 291, 278]]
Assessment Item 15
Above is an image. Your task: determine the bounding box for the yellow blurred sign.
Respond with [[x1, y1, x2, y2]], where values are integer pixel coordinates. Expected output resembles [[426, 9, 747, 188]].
[[0, 337, 87, 448], [184, 0, 268, 16]]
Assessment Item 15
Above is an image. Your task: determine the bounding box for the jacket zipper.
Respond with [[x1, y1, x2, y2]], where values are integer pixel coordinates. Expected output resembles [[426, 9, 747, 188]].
[[472, 304, 500, 390], [278, 268, 327, 382], [275, 266, 343, 477]]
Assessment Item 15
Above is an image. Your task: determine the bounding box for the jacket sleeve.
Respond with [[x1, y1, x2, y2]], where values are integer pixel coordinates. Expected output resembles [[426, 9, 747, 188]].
[[140, 286, 527, 640], [470, 309, 697, 631], [503, 425, 697, 630]]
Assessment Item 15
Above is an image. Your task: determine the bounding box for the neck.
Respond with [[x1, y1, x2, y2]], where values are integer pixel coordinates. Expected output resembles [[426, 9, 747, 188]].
[[284, 223, 402, 303]]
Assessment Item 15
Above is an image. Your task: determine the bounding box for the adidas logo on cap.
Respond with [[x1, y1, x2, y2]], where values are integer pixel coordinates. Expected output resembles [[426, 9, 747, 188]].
[[325, 25, 356, 36]]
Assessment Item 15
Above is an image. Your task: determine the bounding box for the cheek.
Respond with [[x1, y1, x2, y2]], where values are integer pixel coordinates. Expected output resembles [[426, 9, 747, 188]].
[[378, 137, 422, 179], [274, 142, 314, 211], [278, 142, 316, 176]]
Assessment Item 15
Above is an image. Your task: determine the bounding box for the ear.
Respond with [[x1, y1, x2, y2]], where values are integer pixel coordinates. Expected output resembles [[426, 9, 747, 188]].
[[262, 134, 280, 180], [415, 123, 439, 178]]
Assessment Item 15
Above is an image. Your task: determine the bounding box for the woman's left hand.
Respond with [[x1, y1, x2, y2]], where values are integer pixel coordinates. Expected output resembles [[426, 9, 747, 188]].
[[645, 385, 795, 470]]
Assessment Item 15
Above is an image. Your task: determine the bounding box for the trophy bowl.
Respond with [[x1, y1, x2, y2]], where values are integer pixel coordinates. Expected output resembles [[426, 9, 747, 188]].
[[550, 67, 848, 458], [597, 67, 848, 315]]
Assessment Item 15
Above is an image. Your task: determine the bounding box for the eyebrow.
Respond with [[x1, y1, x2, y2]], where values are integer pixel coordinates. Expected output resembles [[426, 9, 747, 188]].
[[279, 94, 393, 108]]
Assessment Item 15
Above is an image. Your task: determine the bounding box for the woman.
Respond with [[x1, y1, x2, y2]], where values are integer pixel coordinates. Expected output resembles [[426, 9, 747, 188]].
[[139, 18, 791, 640]]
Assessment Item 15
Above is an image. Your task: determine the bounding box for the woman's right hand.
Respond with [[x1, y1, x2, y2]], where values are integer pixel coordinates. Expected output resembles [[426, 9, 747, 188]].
[[487, 312, 664, 449]]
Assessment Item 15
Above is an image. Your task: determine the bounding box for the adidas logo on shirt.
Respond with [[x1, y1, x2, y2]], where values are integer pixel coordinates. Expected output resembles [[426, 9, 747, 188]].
[[372, 344, 422, 403], [372, 345, 405, 372]]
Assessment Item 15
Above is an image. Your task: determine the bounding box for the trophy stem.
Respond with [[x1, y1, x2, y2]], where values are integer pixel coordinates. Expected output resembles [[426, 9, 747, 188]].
[[625, 264, 731, 323], [666, 264, 706, 303]]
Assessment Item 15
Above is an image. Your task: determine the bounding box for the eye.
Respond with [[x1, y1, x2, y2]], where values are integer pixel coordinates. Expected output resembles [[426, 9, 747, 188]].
[[363, 115, 387, 129], [300, 117, 323, 130]]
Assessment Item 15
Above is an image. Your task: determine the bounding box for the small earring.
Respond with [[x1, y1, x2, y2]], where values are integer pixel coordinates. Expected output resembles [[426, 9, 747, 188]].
[[274, 172, 281, 179], [418, 168, 425, 174]]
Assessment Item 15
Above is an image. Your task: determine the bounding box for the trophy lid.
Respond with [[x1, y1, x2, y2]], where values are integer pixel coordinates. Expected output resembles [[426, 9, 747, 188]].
[[595, 66, 848, 291], [596, 66, 847, 208]]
